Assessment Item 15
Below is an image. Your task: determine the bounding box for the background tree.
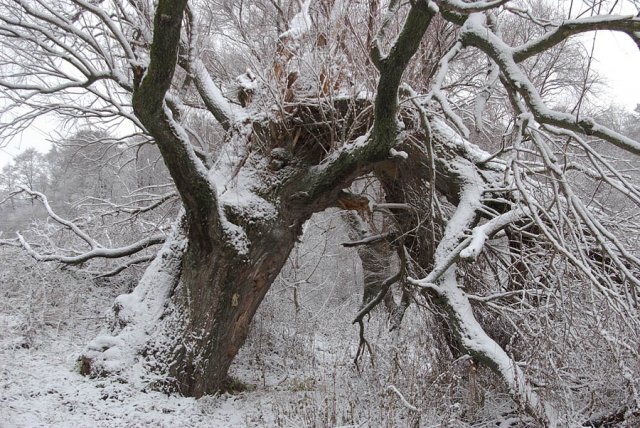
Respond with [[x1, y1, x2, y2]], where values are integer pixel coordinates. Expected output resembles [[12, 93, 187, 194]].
[[12, 148, 48, 193], [1, 0, 639, 425]]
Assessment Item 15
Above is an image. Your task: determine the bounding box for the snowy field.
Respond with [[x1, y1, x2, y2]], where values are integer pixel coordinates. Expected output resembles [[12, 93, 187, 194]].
[[0, 226, 526, 428]]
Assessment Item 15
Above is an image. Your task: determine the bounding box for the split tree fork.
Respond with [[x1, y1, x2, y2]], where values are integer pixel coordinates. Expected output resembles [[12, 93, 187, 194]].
[[0, 0, 638, 425]]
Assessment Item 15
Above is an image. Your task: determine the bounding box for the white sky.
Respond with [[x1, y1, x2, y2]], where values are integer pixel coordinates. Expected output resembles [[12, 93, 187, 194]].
[[591, 30, 640, 110], [0, 6, 638, 169], [0, 116, 57, 169]]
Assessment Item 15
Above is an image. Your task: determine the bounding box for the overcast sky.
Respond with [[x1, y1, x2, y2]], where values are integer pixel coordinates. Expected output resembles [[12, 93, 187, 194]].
[[592, 30, 640, 110]]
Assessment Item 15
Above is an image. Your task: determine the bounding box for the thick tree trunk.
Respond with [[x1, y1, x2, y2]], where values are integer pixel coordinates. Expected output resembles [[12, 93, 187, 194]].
[[80, 0, 435, 399], [82, 213, 300, 396], [157, 222, 298, 396]]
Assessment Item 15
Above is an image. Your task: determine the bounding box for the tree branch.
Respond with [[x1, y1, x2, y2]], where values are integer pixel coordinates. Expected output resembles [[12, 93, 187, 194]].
[[342, 232, 395, 248], [513, 15, 640, 62], [291, 3, 435, 207], [459, 13, 640, 156], [16, 233, 165, 265], [133, 0, 220, 235], [182, 6, 235, 129], [373, 2, 435, 148], [15, 186, 98, 249]]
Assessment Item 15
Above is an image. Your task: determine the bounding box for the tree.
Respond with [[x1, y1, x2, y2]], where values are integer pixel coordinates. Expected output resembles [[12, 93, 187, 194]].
[[1, 0, 639, 424], [0, 162, 19, 210], [12, 148, 48, 193]]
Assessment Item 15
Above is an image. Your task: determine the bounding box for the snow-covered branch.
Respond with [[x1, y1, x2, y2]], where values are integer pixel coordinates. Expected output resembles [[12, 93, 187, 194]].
[[14, 186, 98, 249], [459, 206, 533, 260], [3, 187, 166, 269], [16, 232, 165, 265], [436, 0, 511, 14], [459, 13, 640, 156], [191, 59, 236, 129], [513, 15, 640, 62], [132, 0, 220, 237]]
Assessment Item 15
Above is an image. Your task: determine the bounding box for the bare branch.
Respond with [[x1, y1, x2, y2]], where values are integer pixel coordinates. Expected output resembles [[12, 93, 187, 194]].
[[15, 186, 98, 249], [436, 0, 512, 14], [459, 13, 640, 155], [341, 232, 395, 248], [513, 15, 640, 62], [16, 232, 164, 265], [132, 0, 220, 235]]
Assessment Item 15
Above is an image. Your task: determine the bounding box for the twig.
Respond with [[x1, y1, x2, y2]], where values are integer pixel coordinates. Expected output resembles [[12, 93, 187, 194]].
[[386, 385, 420, 412]]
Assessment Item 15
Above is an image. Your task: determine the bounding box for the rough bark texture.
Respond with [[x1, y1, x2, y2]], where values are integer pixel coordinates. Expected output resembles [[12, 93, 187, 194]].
[[154, 218, 300, 396]]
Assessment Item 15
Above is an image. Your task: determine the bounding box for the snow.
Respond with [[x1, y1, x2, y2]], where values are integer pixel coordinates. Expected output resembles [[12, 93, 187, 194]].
[[431, 117, 504, 169], [461, 12, 640, 156], [389, 148, 409, 159], [352, 133, 370, 148], [192, 59, 238, 124], [402, 130, 555, 423], [0, 223, 481, 427], [434, 158, 484, 256], [406, 165, 554, 424], [459, 207, 531, 260], [279, 0, 313, 41], [208, 129, 278, 255], [235, 69, 258, 93], [437, 270, 554, 426], [82, 215, 187, 379]]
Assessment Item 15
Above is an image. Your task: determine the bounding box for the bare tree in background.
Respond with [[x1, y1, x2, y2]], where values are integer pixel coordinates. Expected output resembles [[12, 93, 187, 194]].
[[1, 0, 640, 424]]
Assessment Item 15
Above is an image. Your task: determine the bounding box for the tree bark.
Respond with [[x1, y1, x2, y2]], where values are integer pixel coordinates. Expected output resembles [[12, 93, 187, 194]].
[[82, 205, 303, 396], [153, 219, 299, 396]]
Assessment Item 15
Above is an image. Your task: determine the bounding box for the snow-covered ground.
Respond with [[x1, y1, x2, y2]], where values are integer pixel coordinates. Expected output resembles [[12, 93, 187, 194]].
[[0, 217, 526, 427], [0, 240, 380, 427]]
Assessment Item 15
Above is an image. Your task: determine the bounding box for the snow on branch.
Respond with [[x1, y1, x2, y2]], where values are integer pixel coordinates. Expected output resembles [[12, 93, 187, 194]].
[[341, 232, 395, 248], [408, 157, 485, 290], [14, 186, 99, 249], [371, 1, 435, 156], [191, 59, 236, 129], [182, 7, 237, 129], [411, 189, 552, 424], [436, 0, 511, 14], [399, 120, 553, 422], [513, 14, 640, 62], [279, 0, 313, 42], [16, 233, 165, 265], [76, 192, 178, 217], [133, 0, 220, 235], [386, 385, 420, 412], [423, 42, 471, 139], [510, 163, 634, 308], [0, 0, 143, 136], [84, 255, 157, 278], [524, 128, 640, 292], [459, 206, 532, 260], [69, 0, 137, 63], [372, 2, 435, 75], [459, 13, 640, 156], [371, 0, 402, 67], [5, 187, 166, 268]]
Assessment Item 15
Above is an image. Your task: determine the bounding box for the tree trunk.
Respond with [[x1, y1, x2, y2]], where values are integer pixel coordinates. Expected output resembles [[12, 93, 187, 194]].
[[156, 221, 298, 396], [82, 212, 301, 397]]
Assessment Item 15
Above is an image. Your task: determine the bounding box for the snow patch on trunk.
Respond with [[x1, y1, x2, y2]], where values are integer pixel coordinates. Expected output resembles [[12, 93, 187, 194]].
[[279, 0, 313, 41], [208, 130, 278, 255], [82, 214, 187, 383]]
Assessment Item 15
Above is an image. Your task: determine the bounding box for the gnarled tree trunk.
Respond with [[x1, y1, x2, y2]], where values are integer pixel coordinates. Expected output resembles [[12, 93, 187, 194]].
[[79, 0, 436, 396], [148, 216, 300, 396]]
